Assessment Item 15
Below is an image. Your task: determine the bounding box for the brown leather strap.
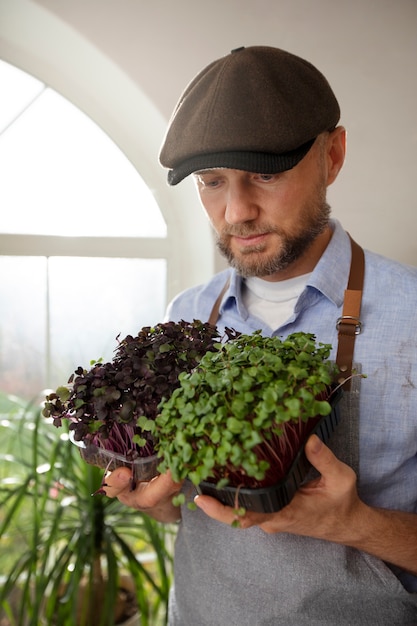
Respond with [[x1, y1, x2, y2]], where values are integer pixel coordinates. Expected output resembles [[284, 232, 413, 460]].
[[335, 236, 365, 390], [208, 278, 230, 325], [208, 235, 365, 391]]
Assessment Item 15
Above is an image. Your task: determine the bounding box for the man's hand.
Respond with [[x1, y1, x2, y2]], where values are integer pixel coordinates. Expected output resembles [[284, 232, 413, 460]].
[[194, 434, 417, 575], [194, 434, 360, 536], [103, 469, 183, 523]]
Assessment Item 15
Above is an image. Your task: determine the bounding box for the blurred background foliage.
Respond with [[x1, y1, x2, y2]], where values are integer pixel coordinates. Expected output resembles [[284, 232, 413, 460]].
[[0, 392, 175, 626]]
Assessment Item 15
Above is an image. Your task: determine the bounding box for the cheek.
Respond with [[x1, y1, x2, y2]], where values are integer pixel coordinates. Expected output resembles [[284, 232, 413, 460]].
[[275, 179, 319, 218], [281, 178, 309, 203], [198, 194, 224, 226], [263, 185, 302, 222]]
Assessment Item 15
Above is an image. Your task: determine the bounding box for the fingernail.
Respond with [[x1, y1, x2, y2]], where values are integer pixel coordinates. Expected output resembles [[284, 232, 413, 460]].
[[309, 434, 323, 453]]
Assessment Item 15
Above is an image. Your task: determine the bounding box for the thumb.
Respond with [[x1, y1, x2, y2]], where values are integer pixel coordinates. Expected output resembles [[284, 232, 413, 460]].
[[304, 434, 356, 488], [304, 434, 337, 475]]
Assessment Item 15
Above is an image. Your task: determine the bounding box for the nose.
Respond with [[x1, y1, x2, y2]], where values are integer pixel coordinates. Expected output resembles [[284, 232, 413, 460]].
[[224, 179, 260, 225]]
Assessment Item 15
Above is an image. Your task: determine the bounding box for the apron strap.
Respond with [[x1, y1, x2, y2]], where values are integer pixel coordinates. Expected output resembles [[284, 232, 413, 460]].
[[335, 235, 365, 390], [208, 235, 365, 391], [208, 279, 230, 325]]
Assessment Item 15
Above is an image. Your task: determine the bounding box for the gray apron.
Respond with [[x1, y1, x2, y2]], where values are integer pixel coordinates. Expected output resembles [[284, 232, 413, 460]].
[[169, 241, 417, 625]]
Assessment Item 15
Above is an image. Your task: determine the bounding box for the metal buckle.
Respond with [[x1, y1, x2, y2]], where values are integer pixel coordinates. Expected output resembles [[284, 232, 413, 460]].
[[336, 316, 362, 335]]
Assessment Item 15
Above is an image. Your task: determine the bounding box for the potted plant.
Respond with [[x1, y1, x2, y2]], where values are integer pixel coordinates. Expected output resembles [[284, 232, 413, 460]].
[[152, 331, 343, 513], [43, 320, 230, 487], [0, 396, 175, 626]]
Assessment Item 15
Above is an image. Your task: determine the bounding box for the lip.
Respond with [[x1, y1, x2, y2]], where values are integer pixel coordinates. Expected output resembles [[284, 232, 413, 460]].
[[233, 233, 268, 247]]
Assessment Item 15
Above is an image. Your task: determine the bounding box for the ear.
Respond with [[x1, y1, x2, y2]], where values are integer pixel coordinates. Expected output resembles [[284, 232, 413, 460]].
[[326, 126, 346, 186]]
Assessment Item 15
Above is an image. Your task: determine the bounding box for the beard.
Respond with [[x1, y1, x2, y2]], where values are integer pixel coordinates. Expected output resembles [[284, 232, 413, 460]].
[[215, 194, 331, 278]]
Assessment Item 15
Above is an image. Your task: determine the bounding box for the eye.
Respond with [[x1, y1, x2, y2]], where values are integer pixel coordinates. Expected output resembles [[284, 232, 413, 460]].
[[204, 178, 221, 188], [194, 173, 223, 189], [254, 173, 278, 182]]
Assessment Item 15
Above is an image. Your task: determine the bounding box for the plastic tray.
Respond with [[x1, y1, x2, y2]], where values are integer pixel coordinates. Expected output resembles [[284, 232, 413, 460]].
[[198, 390, 342, 513], [69, 431, 159, 483]]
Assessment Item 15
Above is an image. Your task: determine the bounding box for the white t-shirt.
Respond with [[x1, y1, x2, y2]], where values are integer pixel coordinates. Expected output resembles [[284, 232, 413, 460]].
[[242, 273, 310, 329]]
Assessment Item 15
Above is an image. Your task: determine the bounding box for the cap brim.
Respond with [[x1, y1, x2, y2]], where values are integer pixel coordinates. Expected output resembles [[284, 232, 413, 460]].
[[167, 138, 316, 185]]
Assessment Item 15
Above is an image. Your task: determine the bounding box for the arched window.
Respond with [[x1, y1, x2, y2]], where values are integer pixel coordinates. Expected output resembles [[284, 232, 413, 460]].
[[0, 60, 168, 400]]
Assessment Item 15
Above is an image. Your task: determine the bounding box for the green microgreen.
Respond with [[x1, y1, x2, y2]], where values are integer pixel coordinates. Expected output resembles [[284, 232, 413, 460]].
[[152, 332, 337, 490]]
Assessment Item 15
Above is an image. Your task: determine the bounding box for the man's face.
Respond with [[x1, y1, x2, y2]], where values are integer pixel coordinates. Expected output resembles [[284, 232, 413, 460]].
[[194, 136, 333, 281]]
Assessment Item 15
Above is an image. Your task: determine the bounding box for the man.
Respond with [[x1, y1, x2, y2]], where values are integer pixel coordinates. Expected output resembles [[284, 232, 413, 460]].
[[106, 46, 417, 624]]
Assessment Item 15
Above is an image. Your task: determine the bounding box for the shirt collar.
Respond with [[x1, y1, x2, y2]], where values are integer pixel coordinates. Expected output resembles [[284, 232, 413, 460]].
[[306, 219, 352, 308]]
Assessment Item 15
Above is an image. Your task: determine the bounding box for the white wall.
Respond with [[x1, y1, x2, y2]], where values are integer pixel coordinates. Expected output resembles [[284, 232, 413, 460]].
[[0, 0, 416, 277]]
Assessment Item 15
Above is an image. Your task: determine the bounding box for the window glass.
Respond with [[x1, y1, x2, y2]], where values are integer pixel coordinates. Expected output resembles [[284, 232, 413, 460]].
[[0, 61, 169, 402], [0, 61, 166, 238], [48, 257, 166, 389], [0, 257, 47, 400], [0, 256, 166, 400]]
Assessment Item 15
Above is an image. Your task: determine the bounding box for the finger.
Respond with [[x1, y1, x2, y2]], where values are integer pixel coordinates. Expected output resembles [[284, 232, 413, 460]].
[[104, 468, 182, 510], [102, 466, 133, 498], [194, 494, 242, 526], [194, 494, 265, 528], [145, 471, 183, 501]]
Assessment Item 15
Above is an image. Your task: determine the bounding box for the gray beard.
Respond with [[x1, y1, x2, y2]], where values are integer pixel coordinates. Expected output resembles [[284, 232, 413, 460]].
[[215, 201, 331, 278]]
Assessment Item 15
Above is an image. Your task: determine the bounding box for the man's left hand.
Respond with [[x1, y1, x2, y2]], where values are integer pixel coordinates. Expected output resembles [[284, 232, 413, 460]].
[[194, 434, 362, 542]]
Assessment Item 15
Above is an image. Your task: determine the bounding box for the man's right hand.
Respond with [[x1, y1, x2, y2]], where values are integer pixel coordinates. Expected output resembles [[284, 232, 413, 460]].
[[103, 468, 183, 523]]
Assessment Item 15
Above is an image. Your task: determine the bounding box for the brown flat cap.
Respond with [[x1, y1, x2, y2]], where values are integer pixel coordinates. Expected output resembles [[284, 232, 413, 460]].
[[159, 46, 340, 185]]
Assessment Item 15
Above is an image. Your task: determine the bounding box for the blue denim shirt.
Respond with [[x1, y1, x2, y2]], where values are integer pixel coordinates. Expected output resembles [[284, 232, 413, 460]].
[[167, 219, 417, 600]]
